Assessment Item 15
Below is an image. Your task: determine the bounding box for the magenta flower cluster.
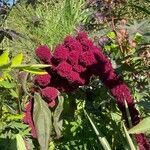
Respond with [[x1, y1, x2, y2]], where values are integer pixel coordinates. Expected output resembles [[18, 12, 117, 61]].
[[23, 98, 36, 138], [24, 32, 149, 149]]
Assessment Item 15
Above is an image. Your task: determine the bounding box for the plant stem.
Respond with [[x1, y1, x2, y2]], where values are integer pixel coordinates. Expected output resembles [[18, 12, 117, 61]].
[[84, 109, 112, 150]]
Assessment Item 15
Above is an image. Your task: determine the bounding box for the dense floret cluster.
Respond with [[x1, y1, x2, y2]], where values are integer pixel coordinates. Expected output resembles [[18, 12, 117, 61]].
[[41, 87, 59, 107], [23, 99, 36, 138], [35, 45, 52, 64], [34, 74, 51, 87], [24, 32, 149, 149]]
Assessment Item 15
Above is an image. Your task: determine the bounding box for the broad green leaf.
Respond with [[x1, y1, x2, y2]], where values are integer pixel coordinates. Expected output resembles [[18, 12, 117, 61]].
[[107, 32, 116, 39], [125, 20, 150, 43], [0, 80, 15, 88], [0, 62, 12, 70], [23, 68, 48, 75], [12, 64, 51, 74], [122, 122, 137, 150], [16, 134, 26, 150], [11, 53, 23, 66], [137, 101, 150, 111], [84, 109, 112, 150], [0, 51, 9, 66], [134, 33, 143, 43], [33, 92, 52, 150], [29, 64, 51, 68], [11, 122, 29, 130], [6, 114, 23, 122], [53, 95, 64, 139], [111, 112, 121, 122], [12, 64, 51, 69], [2, 72, 12, 80], [128, 117, 150, 134], [4, 104, 17, 114], [10, 89, 18, 98], [49, 141, 55, 150]]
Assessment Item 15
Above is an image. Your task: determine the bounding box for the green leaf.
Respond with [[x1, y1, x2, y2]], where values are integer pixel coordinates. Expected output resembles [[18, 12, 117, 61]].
[[122, 122, 137, 150], [30, 64, 51, 68], [23, 68, 48, 75], [0, 62, 12, 70], [134, 33, 143, 43], [128, 117, 150, 134], [107, 32, 116, 39], [16, 134, 26, 150], [0, 51, 9, 66], [111, 112, 121, 122], [11, 122, 29, 130], [12, 64, 51, 74], [10, 89, 18, 98], [0, 80, 16, 88], [125, 20, 150, 42], [137, 101, 150, 111], [125, 100, 132, 128], [33, 92, 52, 150], [104, 45, 111, 51], [53, 95, 64, 139], [4, 104, 17, 114], [11, 53, 23, 66], [12, 64, 51, 69], [132, 5, 150, 15]]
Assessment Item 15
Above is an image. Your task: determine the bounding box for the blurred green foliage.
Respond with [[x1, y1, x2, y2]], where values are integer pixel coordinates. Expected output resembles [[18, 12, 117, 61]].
[[1, 0, 86, 63]]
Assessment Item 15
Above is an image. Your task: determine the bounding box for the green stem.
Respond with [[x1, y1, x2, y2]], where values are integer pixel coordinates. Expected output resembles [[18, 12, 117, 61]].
[[84, 109, 112, 150], [124, 100, 138, 149]]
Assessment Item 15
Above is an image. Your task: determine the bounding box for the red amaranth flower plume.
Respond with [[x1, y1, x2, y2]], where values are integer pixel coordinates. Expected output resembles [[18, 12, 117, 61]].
[[56, 61, 72, 78], [53, 44, 69, 63], [111, 83, 133, 105], [78, 32, 149, 149], [48, 71, 75, 92], [135, 134, 150, 150], [79, 51, 96, 67], [34, 74, 51, 87], [91, 44, 150, 149], [80, 69, 92, 85], [67, 51, 80, 65], [76, 32, 94, 52], [64, 36, 82, 52], [27, 32, 150, 149], [42, 87, 59, 101], [76, 32, 88, 41], [92, 46, 108, 63], [72, 64, 86, 73], [79, 38, 94, 52], [35, 45, 52, 63], [23, 100, 36, 138], [66, 71, 84, 85], [41, 87, 59, 107], [48, 100, 56, 108]]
